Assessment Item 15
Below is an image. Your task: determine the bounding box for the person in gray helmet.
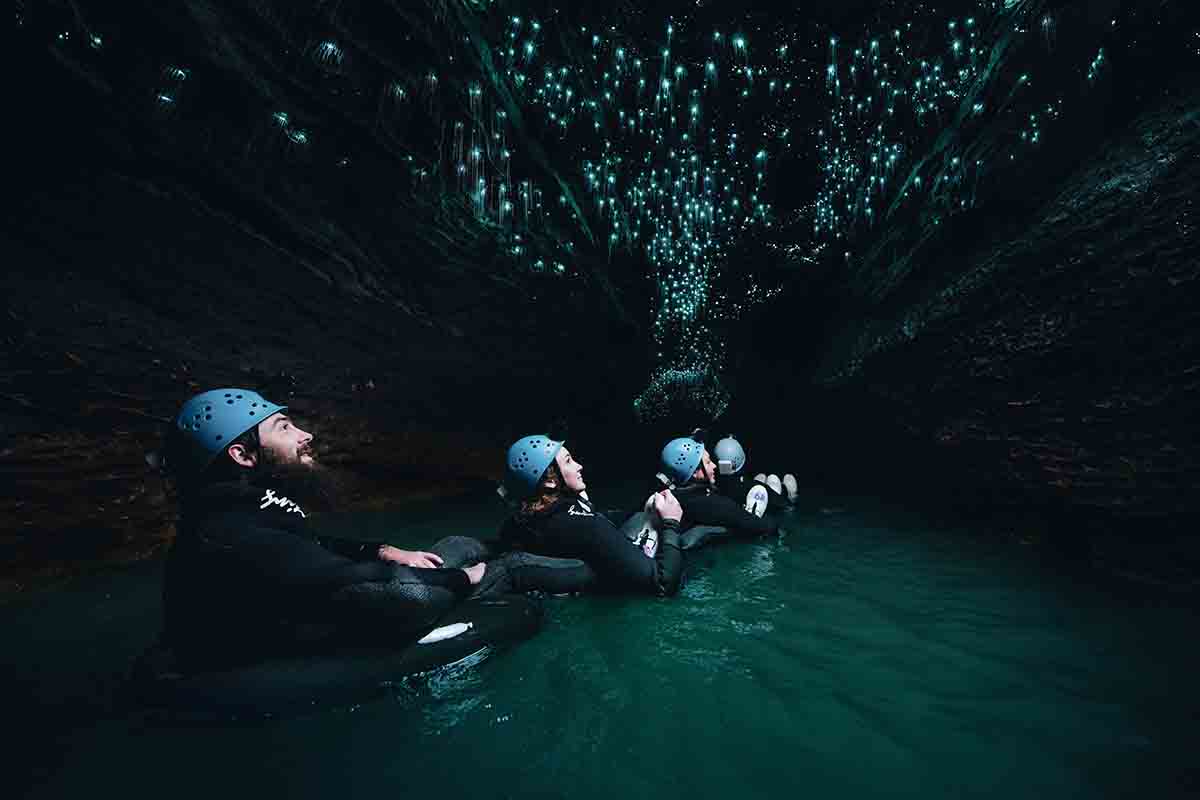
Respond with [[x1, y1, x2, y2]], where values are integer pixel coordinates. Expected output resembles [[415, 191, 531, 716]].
[[496, 435, 685, 596], [157, 388, 586, 673], [658, 433, 779, 542], [711, 434, 797, 514]]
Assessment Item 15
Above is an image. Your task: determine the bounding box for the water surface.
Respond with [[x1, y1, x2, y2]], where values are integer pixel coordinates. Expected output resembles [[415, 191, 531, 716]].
[[8, 487, 1197, 799]]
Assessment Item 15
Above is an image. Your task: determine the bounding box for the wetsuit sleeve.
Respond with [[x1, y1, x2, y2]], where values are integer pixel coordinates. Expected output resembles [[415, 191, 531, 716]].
[[680, 492, 778, 538], [546, 512, 683, 597], [222, 521, 473, 638], [217, 519, 471, 599], [651, 519, 684, 597], [223, 521, 398, 590], [313, 533, 383, 561]]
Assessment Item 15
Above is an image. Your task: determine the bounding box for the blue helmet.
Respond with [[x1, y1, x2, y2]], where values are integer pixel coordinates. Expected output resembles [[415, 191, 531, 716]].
[[170, 388, 286, 478], [713, 435, 746, 474], [504, 435, 564, 498], [661, 437, 704, 484]]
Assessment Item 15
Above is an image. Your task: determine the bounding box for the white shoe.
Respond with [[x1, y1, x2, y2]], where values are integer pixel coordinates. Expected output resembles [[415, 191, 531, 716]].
[[754, 473, 767, 484], [766, 474, 782, 496], [745, 485, 769, 517], [782, 474, 798, 503]]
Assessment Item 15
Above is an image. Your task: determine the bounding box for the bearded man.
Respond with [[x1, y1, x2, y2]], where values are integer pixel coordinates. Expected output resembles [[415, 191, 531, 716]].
[[159, 388, 590, 673]]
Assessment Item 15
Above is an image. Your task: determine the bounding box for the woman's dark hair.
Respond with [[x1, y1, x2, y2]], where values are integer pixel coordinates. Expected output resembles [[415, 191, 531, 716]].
[[519, 461, 565, 517]]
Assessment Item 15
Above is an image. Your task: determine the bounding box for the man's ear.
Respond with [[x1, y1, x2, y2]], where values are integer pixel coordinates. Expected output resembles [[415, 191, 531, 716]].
[[227, 443, 258, 468]]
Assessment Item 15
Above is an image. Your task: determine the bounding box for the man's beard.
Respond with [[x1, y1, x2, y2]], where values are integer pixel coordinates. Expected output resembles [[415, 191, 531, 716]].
[[253, 450, 344, 512]]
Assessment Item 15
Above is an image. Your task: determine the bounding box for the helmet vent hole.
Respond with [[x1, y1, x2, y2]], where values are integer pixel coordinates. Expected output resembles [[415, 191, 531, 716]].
[[227, 399, 234, 404], [215, 434, 223, 441], [205, 414, 212, 420]]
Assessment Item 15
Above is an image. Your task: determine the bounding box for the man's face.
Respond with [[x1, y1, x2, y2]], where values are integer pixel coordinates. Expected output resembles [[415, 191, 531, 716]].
[[255, 413, 314, 467], [694, 448, 717, 485]]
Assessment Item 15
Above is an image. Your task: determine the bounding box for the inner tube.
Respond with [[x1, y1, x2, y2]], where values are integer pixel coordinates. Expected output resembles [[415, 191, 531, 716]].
[[679, 524, 736, 551], [619, 511, 731, 552], [129, 593, 541, 719]]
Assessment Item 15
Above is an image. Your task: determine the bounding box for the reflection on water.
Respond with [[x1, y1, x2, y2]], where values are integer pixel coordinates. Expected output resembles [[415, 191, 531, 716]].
[[6, 489, 1199, 800]]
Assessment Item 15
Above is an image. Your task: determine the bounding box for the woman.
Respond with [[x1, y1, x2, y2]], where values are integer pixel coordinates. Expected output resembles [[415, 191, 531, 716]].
[[498, 435, 685, 596], [713, 434, 798, 511]]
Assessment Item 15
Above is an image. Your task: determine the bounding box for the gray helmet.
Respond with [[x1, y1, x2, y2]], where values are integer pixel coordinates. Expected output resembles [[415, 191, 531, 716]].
[[170, 388, 285, 478], [504, 435, 564, 498], [713, 435, 746, 474]]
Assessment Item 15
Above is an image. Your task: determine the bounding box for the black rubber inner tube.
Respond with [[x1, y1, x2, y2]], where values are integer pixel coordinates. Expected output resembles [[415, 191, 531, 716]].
[[128, 593, 542, 719]]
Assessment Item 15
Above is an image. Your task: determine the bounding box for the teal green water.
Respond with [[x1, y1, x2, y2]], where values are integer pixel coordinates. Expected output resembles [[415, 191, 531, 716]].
[[8, 490, 1198, 799]]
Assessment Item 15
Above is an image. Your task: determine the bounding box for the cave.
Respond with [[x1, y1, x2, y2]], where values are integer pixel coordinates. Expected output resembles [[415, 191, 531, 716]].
[[5, 0, 1199, 797]]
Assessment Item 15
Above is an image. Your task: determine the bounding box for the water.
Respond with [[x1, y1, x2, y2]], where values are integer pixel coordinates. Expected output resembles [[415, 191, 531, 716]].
[[7, 487, 1198, 799]]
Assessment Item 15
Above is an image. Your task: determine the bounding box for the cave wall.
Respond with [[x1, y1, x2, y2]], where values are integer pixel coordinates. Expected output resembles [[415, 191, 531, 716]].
[[732, 84, 1199, 583]]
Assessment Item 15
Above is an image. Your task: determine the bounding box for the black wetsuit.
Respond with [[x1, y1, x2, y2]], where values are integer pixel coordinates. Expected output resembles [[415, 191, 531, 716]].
[[675, 481, 779, 539], [497, 495, 684, 596], [162, 480, 588, 672]]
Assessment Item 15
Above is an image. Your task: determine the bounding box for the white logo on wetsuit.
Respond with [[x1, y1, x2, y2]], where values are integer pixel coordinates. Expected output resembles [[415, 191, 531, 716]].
[[567, 498, 594, 517], [260, 488, 307, 518]]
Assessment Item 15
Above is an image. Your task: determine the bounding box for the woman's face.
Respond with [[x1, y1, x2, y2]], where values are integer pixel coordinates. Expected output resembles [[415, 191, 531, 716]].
[[694, 448, 717, 485], [554, 447, 587, 493]]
